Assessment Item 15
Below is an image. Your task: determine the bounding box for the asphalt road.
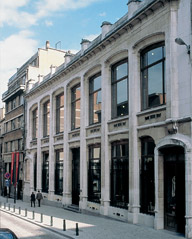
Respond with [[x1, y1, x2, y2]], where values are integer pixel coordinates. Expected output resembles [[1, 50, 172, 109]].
[[0, 210, 74, 239]]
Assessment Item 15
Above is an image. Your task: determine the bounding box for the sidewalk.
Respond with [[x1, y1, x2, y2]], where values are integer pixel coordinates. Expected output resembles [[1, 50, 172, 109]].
[[0, 196, 185, 239]]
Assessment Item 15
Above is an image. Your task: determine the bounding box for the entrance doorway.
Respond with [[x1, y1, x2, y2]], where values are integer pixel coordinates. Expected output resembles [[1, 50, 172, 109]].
[[162, 146, 185, 234], [72, 148, 80, 205]]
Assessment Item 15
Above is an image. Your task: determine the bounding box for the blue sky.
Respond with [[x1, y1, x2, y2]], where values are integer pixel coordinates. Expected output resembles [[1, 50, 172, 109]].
[[0, 0, 128, 107]]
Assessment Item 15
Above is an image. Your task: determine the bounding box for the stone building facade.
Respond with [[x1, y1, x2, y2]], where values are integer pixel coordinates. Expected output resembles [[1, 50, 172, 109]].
[[2, 43, 66, 199], [24, 0, 192, 237]]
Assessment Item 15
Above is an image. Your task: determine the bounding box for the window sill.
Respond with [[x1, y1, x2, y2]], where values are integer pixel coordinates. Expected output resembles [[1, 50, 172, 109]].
[[108, 115, 129, 124], [137, 105, 166, 117], [86, 123, 101, 129]]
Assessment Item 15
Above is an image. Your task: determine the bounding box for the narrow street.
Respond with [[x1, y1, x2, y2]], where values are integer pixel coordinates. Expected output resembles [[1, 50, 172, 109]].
[[0, 210, 74, 239]]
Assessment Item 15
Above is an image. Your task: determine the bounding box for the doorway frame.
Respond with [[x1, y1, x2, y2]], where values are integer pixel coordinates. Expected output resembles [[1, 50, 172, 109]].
[[154, 134, 192, 238]]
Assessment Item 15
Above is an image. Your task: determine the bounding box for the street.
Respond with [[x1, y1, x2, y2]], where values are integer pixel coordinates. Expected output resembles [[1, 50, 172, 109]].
[[0, 210, 74, 239]]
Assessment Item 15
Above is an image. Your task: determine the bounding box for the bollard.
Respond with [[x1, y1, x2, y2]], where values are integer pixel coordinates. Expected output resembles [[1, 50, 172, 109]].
[[19, 207, 21, 214], [63, 220, 66, 231], [50, 216, 53, 226], [32, 211, 35, 220], [25, 208, 27, 217], [0, 202, 1, 208], [13, 205, 15, 213], [4, 203, 6, 209], [40, 213, 43, 223], [76, 223, 79, 236], [8, 204, 10, 211]]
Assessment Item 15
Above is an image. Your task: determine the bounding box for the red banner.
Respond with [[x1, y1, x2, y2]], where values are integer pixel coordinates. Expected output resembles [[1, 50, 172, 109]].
[[15, 153, 19, 186], [11, 152, 15, 184]]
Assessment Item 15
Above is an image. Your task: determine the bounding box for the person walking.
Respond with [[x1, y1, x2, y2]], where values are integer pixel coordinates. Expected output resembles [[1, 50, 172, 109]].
[[30, 192, 36, 207], [36, 190, 43, 207]]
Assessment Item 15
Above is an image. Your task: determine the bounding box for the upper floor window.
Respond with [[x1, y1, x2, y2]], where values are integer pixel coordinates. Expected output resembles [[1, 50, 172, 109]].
[[89, 73, 102, 125], [11, 98, 16, 110], [43, 101, 50, 137], [71, 84, 81, 130], [32, 108, 38, 139], [111, 59, 128, 118], [141, 43, 166, 110], [56, 93, 64, 134]]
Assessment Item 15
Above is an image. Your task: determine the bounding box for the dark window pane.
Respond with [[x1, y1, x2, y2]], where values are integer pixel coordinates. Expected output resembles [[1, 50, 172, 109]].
[[116, 62, 128, 81], [148, 63, 163, 107], [117, 79, 128, 104], [141, 44, 165, 110], [148, 47, 162, 65], [42, 153, 49, 193], [111, 141, 129, 209], [140, 137, 155, 215], [94, 75, 101, 91], [111, 60, 128, 118], [88, 145, 101, 203]]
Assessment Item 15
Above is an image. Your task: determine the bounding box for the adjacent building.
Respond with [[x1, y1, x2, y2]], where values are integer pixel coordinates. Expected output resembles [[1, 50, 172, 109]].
[[2, 42, 66, 199]]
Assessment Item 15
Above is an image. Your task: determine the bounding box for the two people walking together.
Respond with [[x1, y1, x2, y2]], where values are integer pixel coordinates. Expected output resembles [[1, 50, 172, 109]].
[[30, 191, 43, 207]]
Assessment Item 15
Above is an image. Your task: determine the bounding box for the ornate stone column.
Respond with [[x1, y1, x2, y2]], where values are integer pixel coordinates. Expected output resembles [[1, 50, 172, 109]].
[[37, 101, 42, 191], [63, 84, 71, 205], [128, 47, 140, 224], [79, 74, 88, 209], [101, 62, 111, 215], [48, 93, 55, 200]]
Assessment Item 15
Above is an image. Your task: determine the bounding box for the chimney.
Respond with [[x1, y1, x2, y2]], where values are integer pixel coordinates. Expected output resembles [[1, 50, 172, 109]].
[[64, 51, 73, 67], [27, 79, 35, 92], [38, 74, 44, 83], [50, 65, 56, 75], [46, 40, 50, 49], [81, 39, 90, 54], [101, 21, 112, 39], [127, 0, 142, 19]]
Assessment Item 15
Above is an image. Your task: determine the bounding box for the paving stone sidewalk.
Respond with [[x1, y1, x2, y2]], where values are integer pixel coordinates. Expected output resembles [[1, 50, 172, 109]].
[[0, 196, 185, 239]]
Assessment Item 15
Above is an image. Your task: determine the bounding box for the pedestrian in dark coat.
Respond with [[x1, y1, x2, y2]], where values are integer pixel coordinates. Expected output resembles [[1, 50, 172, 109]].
[[31, 192, 36, 207], [36, 190, 43, 207]]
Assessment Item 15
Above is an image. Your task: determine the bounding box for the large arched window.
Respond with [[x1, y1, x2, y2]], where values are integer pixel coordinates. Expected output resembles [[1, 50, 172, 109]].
[[141, 43, 166, 110], [56, 93, 64, 134], [71, 84, 81, 130], [111, 59, 128, 118], [32, 108, 38, 139], [43, 100, 50, 137], [89, 73, 102, 125], [140, 136, 155, 215]]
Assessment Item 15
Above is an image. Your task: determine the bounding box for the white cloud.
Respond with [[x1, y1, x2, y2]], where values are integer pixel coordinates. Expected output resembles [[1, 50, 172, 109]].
[[0, 31, 38, 106], [45, 20, 53, 27], [0, 0, 37, 28], [99, 12, 106, 17], [36, 0, 103, 18]]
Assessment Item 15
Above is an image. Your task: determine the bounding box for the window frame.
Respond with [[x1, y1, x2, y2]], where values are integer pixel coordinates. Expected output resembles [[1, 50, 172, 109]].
[[111, 59, 128, 119], [55, 149, 64, 195], [89, 73, 102, 125], [111, 140, 129, 209], [32, 108, 38, 140], [88, 144, 101, 203], [140, 136, 155, 215], [141, 42, 166, 110], [71, 83, 81, 130], [43, 100, 50, 137], [42, 151, 49, 193], [56, 93, 64, 134]]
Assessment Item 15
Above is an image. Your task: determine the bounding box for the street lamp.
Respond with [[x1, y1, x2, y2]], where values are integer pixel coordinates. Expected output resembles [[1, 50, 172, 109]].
[[175, 38, 190, 54]]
